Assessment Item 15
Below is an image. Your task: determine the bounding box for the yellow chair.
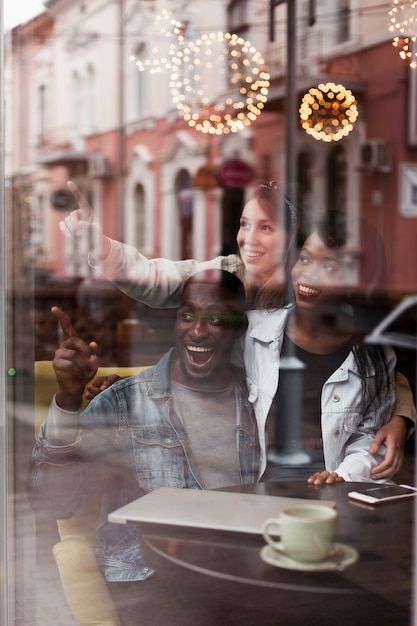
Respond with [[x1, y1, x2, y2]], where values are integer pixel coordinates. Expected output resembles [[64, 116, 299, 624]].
[[35, 361, 150, 626]]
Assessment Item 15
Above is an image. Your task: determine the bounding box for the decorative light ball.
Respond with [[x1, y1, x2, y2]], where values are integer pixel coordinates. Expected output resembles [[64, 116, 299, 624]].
[[169, 31, 270, 135], [129, 10, 185, 74], [299, 83, 358, 142], [388, 0, 417, 68]]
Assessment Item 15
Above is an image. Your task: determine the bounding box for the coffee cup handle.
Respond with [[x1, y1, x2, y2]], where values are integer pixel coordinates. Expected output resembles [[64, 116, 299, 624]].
[[262, 518, 281, 549]]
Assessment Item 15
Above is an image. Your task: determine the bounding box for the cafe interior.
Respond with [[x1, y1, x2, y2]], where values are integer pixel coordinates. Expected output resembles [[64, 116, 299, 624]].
[[1, 0, 417, 625]]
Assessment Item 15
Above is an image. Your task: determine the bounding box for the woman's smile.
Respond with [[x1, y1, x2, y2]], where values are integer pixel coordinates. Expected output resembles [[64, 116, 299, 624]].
[[297, 283, 322, 298]]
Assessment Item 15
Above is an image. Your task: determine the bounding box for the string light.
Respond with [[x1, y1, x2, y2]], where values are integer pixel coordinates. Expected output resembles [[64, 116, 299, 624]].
[[388, 0, 417, 68], [129, 10, 185, 74], [299, 83, 358, 142], [169, 31, 270, 135]]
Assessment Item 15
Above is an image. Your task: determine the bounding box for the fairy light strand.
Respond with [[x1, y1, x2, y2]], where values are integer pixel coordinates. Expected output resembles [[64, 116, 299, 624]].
[[169, 31, 270, 135], [388, 0, 417, 69], [129, 10, 185, 74], [299, 83, 358, 142]]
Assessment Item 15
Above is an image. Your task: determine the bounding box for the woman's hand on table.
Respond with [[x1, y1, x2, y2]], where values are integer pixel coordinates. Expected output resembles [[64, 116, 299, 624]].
[[368, 415, 407, 480], [307, 471, 345, 486]]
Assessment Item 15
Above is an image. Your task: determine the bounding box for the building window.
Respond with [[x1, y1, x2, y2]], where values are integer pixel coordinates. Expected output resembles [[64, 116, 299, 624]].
[[134, 43, 148, 117], [221, 186, 243, 256], [33, 193, 47, 267], [72, 71, 82, 135], [327, 145, 347, 213], [227, 0, 249, 37], [37, 84, 47, 148], [226, 0, 249, 88], [86, 64, 95, 133], [134, 183, 145, 250], [227, 0, 249, 94], [175, 169, 193, 259], [338, 0, 351, 44], [71, 65, 95, 136], [297, 150, 313, 240]]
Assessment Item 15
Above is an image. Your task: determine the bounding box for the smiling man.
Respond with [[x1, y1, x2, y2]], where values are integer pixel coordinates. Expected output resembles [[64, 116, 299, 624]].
[[30, 270, 259, 617], [173, 272, 246, 391]]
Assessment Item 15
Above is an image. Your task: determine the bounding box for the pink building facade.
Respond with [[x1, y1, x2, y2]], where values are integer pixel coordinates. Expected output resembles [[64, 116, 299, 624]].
[[5, 0, 417, 295]]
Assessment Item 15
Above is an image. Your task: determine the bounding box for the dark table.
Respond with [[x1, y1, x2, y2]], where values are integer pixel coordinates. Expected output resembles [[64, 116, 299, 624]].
[[138, 481, 414, 626]]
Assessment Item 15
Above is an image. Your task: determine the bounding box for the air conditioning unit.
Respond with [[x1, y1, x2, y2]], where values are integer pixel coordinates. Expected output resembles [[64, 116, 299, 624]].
[[88, 153, 112, 178], [360, 139, 390, 172]]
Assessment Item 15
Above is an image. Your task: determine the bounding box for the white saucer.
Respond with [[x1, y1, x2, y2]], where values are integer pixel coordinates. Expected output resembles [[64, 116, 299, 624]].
[[260, 542, 359, 572]]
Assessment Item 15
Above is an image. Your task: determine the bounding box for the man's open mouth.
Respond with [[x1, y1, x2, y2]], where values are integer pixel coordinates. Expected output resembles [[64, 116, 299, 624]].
[[186, 345, 214, 365]]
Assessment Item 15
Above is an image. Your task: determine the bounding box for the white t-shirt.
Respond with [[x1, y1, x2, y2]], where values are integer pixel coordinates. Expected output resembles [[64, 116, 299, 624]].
[[171, 380, 241, 489]]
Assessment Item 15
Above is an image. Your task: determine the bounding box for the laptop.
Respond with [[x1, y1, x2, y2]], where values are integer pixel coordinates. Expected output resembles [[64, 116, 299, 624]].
[[108, 487, 335, 535]]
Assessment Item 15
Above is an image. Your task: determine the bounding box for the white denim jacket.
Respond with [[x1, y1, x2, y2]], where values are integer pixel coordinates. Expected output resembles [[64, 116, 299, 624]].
[[235, 305, 398, 482]]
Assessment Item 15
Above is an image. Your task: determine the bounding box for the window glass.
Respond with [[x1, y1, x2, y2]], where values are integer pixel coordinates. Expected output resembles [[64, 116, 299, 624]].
[[1, 1, 416, 624]]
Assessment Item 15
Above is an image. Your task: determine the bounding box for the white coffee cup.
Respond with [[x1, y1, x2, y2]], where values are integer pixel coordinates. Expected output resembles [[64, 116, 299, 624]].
[[263, 504, 337, 563]]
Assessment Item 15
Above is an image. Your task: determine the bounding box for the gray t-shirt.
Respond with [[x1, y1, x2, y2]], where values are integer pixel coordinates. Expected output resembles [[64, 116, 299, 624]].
[[171, 380, 241, 489]]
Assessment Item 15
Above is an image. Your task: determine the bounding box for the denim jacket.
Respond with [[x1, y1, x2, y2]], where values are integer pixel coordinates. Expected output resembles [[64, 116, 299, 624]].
[[236, 305, 399, 481], [30, 349, 259, 581]]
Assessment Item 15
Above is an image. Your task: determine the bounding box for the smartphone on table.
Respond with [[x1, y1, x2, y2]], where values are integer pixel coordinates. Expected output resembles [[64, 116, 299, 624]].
[[348, 484, 417, 505]]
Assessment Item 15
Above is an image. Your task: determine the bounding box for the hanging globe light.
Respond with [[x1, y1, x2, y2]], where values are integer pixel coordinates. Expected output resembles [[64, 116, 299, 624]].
[[388, 0, 417, 68], [129, 10, 185, 74], [299, 83, 358, 142], [169, 31, 270, 135]]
